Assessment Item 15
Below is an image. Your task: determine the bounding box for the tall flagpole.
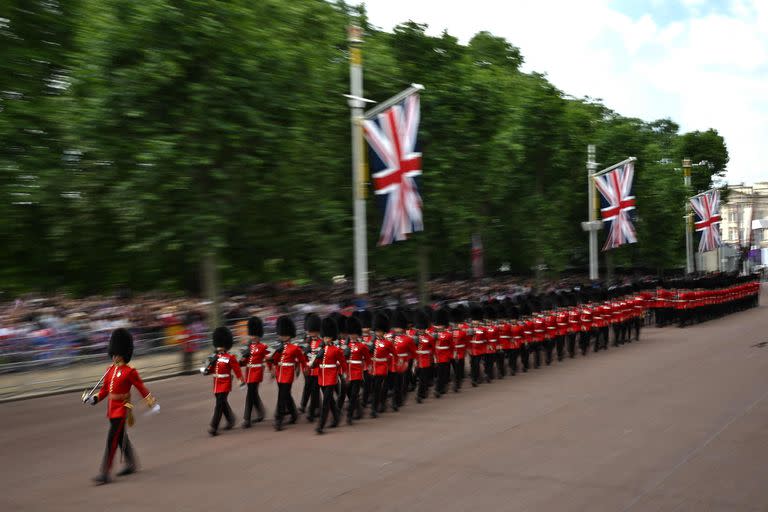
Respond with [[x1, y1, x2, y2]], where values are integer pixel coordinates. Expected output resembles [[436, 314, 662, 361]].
[[582, 145, 601, 281], [683, 158, 694, 274], [349, 25, 368, 295]]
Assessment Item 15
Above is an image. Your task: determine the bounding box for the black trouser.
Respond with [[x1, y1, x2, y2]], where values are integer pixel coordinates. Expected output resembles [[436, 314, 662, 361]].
[[435, 362, 450, 394], [243, 383, 265, 423], [416, 366, 432, 399], [211, 392, 235, 431], [337, 376, 347, 412], [613, 324, 622, 346], [101, 417, 135, 475], [567, 333, 577, 358], [274, 383, 297, 427], [520, 344, 530, 371], [579, 331, 590, 355], [533, 342, 542, 368], [470, 355, 482, 384], [407, 361, 416, 391], [318, 385, 339, 431], [306, 376, 320, 419], [634, 318, 641, 340], [506, 349, 518, 375], [555, 335, 565, 361], [496, 351, 506, 378], [347, 379, 362, 420], [300, 376, 312, 412], [451, 358, 464, 390], [544, 338, 554, 365], [483, 353, 495, 381], [362, 371, 372, 406], [371, 374, 387, 415], [387, 372, 401, 410]]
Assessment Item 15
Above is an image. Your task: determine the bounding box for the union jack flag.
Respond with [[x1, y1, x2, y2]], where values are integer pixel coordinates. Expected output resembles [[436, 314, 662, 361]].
[[594, 161, 637, 250], [690, 189, 722, 253], [362, 94, 422, 246]]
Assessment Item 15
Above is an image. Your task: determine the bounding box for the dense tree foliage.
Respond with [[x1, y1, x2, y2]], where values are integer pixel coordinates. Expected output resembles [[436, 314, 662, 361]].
[[0, 0, 730, 295]]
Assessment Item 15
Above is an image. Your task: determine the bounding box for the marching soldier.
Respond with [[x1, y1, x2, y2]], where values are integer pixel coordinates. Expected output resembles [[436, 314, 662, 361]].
[[413, 310, 435, 403], [483, 305, 498, 381], [567, 294, 580, 358], [271, 316, 308, 431], [202, 326, 244, 437], [334, 314, 350, 414], [579, 296, 593, 356], [432, 308, 454, 397], [370, 313, 396, 417], [84, 328, 159, 484], [345, 316, 371, 423], [357, 310, 376, 408], [315, 317, 348, 434], [520, 302, 534, 371], [240, 316, 268, 428], [468, 304, 487, 386], [392, 311, 417, 409], [508, 304, 522, 375], [450, 306, 468, 391], [555, 297, 568, 362], [299, 313, 322, 421]]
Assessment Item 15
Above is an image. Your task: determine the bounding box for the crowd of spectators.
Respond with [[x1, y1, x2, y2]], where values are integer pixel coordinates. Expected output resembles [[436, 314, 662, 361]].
[[0, 275, 600, 371]]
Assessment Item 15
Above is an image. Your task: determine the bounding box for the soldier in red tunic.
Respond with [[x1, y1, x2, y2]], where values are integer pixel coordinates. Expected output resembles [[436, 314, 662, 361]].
[[271, 316, 308, 431], [450, 306, 468, 391], [84, 328, 159, 484], [201, 326, 244, 436], [468, 304, 486, 386], [370, 313, 396, 418], [413, 310, 435, 403], [315, 317, 348, 434], [432, 308, 454, 397], [240, 316, 268, 428], [389, 310, 413, 411], [345, 316, 371, 423], [299, 313, 322, 421]]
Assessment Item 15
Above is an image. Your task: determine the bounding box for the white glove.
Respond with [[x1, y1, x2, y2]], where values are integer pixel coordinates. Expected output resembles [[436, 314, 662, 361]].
[[199, 367, 207, 375], [84, 395, 97, 405], [144, 403, 161, 416], [238, 381, 246, 390]]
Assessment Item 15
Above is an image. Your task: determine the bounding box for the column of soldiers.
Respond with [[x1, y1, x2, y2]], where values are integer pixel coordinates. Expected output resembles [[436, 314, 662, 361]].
[[84, 274, 758, 483]]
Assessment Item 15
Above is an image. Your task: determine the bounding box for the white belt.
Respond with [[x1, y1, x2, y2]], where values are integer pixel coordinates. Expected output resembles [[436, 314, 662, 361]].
[[373, 357, 388, 362], [524, 331, 532, 335], [534, 330, 544, 333], [213, 374, 230, 378], [319, 364, 336, 369], [279, 362, 295, 367], [557, 323, 567, 327], [349, 360, 363, 364], [436, 346, 450, 349], [397, 354, 409, 358], [416, 350, 431, 354], [547, 327, 556, 330], [247, 364, 263, 368], [470, 340, 485, 344], [455, 344, 465, 348], [499, 336, 510, 339], [513, 336, 522, 340]]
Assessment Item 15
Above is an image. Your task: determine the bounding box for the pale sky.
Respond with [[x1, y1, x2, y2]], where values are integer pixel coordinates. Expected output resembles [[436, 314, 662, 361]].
[[361, 0, 767, 185]]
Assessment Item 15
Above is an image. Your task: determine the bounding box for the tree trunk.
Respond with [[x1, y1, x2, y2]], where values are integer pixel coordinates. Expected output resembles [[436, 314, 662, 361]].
[[202, 251, 221, 329]]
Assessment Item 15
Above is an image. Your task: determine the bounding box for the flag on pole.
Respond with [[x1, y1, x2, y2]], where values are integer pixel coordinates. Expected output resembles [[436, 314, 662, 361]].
[[594, 161, 637, 250], [362, 93, 422, 246], [690, 189, 722, 253]]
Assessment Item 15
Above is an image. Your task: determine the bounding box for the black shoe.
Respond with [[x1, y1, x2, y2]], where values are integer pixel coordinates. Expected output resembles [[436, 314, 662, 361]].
[[224, 423, 234, 431], [330, 421, 339, 428], [208, 428, 218, 436], [315, 427, 324, 435], [371, 410, 378, 418], [306, 416, 315, 423], [289, 416, 297, 425], [254, 416, 264, 423], [347, 417, 353, 425], [116, 466, 136, 477], [242, 421, 252, 429], [274, 422, 283, 431], [92, 474, 110, 485], [298, 406, 306, 414]]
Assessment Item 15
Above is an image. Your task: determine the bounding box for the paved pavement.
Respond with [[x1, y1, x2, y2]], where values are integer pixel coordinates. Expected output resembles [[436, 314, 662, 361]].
[[1, 297, 767, 511]]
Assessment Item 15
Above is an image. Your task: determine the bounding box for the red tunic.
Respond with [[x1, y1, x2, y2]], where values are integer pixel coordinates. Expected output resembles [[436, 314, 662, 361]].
[[498, 322, 513, 350], [371, 336, 396, 376], [415, 333, 435, 368], [468, 326, 487, 356], [485, 325, 498, 354], [96, 364, 152, 419], [533, 317, 545, 343], [544, 313, 557, 340], [208, 352, 243, 394], [317, 345, 348, 387], [452, 326, 468, 359], [434, 330, 454, 363], [580, 307, 593, 331], [240, 342, 269, 384], [511, 322, 524, 349], [347, 341, 372, 381], [556, 311, 568, 337], [392, 334, 417, 373], [306, 336, 323, 377], [523, 319, 535, 343], [271, 343, 307, 384]]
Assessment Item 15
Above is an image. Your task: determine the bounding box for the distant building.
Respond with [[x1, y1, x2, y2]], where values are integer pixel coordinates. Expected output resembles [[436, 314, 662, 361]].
[[720, 182, 768, 249]]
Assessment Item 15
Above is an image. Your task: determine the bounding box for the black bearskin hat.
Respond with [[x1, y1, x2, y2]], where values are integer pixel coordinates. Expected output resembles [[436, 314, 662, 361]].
[[212, 326, 234, 350], [108, 328, 134, 363], [414, 310, 430, 330], [247, 316, 263, 337], [357, 310, 372, 329], [276, 316, 296, 338], [346, 316, 363, 336], [433, 308, 450, 327], [373, 312, 390, 333], [304, 313, 321, 334], [392, 310, 409, 330], [321, 317, 339, 340], [334, 313, 348, 335], [450, 306, 464, 324], [470, 304, 484, 321], [422, 306, 434, 323], [483, 304, 497, 321]]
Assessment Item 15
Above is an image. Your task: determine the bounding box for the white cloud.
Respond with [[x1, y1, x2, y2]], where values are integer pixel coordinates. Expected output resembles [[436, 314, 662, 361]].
[[361, 0, 767, 185]]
